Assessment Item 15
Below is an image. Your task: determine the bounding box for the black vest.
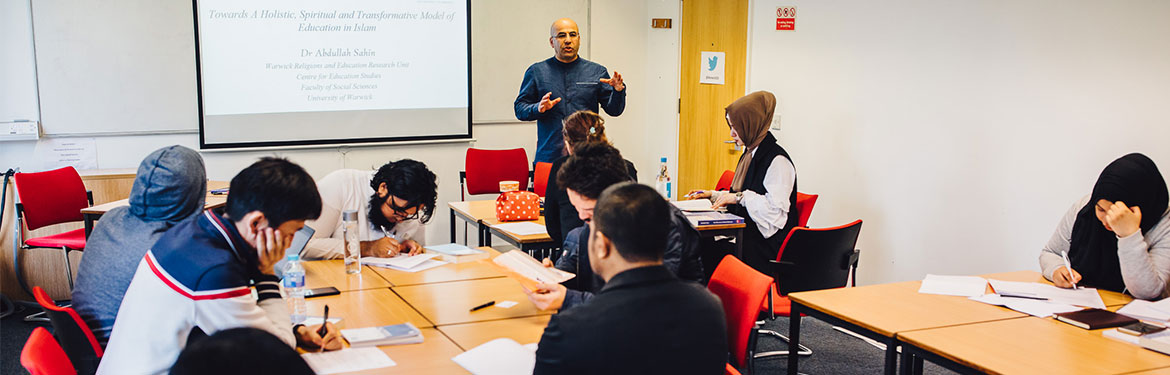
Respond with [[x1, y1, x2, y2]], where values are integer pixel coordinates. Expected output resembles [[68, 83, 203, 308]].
[[728, 132, 799, 272]]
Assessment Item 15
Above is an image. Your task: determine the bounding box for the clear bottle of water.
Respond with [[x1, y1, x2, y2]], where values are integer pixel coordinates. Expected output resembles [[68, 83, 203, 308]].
[[655, 157, 672, 199], [342, 210, 361, 274], [283, 254, 307, 324]]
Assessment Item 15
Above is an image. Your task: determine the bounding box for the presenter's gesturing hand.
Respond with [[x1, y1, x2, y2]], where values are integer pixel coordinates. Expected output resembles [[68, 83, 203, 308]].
[[538, 92, 562, 113], [600, 71, 624, 92]]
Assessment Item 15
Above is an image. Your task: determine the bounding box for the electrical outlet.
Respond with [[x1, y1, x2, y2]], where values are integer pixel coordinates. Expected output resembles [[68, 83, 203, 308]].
[[1, 121, 40, 141]]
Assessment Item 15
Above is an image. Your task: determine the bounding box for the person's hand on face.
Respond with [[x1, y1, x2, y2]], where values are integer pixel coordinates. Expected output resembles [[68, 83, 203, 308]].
[[1105, 201, 1142, 238], [255, 227, 287, 276], [522, 281, 566, 311]]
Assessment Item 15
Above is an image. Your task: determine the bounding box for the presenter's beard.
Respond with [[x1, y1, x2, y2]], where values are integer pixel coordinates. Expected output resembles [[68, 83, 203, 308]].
[[368, 193, 398, 232]]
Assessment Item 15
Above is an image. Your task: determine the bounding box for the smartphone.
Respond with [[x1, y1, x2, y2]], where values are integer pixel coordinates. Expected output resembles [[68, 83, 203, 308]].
[[303, 287, 340, 299], [1119, 321, 1167, 336]]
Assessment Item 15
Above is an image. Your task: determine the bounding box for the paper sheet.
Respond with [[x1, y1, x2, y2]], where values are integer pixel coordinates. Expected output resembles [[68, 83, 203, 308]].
[[969, 294, 1083, 318], [302, 347, 396, 374], [426, 243, 483, 255], [495, 301, 518, 308], [1118, 300, 1170, 323], [918, 274, 988, 297], [362, 254, 443, 271], [452, 338, 536, 375], [672, 199, 716, 212], [987, 279, 1107, 309], [301, 316, 342, 327], [492, 222, 548, 236]]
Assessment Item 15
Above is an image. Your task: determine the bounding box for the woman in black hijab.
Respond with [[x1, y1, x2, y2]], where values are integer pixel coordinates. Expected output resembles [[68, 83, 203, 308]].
[[1040, 153, 1170, 299]]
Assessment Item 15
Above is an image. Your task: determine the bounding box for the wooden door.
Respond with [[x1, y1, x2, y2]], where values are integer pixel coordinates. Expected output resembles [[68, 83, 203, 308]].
[[678, 0, 748, 196]]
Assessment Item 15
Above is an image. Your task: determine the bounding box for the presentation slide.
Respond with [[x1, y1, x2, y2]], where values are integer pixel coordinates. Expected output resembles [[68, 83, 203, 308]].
[[195, 0, 470, 147]]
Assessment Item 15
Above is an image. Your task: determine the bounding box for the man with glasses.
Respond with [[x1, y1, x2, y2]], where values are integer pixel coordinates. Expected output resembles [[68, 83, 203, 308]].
[[302, 159, 438, 259], [514, 17, 627, 164]]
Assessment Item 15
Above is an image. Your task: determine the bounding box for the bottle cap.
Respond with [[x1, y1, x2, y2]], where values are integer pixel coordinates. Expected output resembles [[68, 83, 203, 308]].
[[342, 209, 359, 221], [286, 254, 299, 261], [660, 157, 667, 162]]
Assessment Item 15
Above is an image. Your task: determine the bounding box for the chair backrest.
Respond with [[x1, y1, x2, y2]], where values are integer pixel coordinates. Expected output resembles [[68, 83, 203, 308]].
[[22, 327, 77, 375], [13, 166, 88, 231], [725, 363, 742, 375], [463, 148, 530, 197], [533, 162, 553, 197], [774, 220, 863, 295], [707, 255, 773, 367], [794, 193, 818, 227], [33, 286, 103, 374], [714, 170, 735, 191]]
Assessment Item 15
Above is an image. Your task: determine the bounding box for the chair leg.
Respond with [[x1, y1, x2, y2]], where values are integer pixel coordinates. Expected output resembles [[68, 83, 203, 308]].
[[754, 329, 813, 358], [62, 247, 74, 291]]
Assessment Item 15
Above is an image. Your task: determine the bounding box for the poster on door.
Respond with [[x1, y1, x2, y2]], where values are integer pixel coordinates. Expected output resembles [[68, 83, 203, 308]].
[[700, 51, 725, 85]]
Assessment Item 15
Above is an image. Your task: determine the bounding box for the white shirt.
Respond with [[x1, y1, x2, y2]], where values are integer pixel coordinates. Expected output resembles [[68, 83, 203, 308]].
[[302, 169, 424, 260], [717, 148, 796, 238]]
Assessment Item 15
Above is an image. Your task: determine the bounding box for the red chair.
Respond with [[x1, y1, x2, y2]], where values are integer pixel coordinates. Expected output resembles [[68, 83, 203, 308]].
[[707, 255, 773, 374], [33, 286, 103, 374], [794, 193, 818, 227], [756, 219, 863, 360], [461, 148, 530, 200], [725, 363, 742, 375], [13, 166, 92, 293], [533, 162, 553, 197], [714, 170, 735, 191], [22, 327, 78, 375]]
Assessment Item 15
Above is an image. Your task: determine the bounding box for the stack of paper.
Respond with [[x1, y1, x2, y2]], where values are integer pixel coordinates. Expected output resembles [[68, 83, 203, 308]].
[[987, 279, 1106, 309], [362, 253, 448, 272], [917, 274, 988, 297], [451, 338, 537, 375], [491, 251, 574, 291], [302, 347, 396, 374], [1118, 299, 1170, 323], [672, 199, 716, 212]]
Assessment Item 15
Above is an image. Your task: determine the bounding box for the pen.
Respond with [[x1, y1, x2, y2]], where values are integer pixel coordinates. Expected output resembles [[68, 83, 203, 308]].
[[1061, 250, 1078, 289], [999, 292, 1048, 301], [317, 305, 329, 336], [470, 300, 495, 312]]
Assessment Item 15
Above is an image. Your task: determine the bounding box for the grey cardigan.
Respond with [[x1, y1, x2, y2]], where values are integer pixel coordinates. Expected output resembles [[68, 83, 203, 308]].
[[1040, 195, 1170, 300]]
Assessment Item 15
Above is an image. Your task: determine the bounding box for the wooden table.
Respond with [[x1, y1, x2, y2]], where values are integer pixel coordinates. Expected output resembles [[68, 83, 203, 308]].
[[368, 248, 504, 287], [448, 200, 558, 257], [303, 260, 393, 292], [786, 270, 1137, 375], [898, 316, 1170, 375], [394, 277, 553, 326], [448, 201, 492, 246], [438, 315, 551, 350], [304, 289, 433, 329], [304, 328, 468, 375], [694, 221, 746, 259], [80, 180, 229, 238]]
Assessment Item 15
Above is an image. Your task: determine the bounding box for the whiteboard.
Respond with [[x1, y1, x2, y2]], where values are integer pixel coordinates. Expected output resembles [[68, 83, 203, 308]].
[[0, 0, 39, 123], [25, 0, 590, 136]]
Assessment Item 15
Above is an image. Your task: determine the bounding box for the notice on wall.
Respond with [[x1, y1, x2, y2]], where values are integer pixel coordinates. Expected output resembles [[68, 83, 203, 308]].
[[776, 6, 796, 31], [35, 137, 97, 171], [700, 51, 726, 85]]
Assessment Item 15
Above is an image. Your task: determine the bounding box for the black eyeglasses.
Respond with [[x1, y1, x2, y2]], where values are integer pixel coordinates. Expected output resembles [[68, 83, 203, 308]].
[[384, 196, 420, 221]]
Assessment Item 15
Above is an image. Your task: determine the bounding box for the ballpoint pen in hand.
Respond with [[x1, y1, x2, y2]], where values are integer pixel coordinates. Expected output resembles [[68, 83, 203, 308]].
[[1061, 250, 1078, 289]]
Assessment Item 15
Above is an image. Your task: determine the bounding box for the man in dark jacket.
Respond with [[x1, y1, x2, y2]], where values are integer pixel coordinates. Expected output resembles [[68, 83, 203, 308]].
[[524, 143, 703, 311], [73, 145, 207, 349], [533, 182, 727, 374]]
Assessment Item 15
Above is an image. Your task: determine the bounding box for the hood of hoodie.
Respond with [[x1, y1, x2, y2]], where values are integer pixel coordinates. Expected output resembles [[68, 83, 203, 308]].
[[127, 145, 207, 222]]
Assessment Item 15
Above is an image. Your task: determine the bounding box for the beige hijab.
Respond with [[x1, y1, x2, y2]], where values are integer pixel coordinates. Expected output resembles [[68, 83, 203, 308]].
[[725, 91, 777, 192]]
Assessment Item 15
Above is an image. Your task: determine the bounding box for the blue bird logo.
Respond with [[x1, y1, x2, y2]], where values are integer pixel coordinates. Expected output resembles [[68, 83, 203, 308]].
[[707, 55, 718, 71]]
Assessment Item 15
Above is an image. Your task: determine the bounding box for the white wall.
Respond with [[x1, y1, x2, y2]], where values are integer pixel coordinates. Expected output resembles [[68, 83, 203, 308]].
[[0, 0, 39, 123], [0, 0, 683, 246], [748, 0, 1170, 284]]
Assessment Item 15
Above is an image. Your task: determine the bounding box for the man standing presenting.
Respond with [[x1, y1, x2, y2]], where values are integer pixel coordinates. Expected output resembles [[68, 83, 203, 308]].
[[515, 18, 627, 163]]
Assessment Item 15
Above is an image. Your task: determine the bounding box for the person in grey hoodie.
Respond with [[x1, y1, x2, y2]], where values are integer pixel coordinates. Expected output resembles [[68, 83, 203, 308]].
[[71, 145, 206, 348]]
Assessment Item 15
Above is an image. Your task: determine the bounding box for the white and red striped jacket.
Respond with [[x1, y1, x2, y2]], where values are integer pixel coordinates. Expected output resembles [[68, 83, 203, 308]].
[[98, 210, 291, 375]]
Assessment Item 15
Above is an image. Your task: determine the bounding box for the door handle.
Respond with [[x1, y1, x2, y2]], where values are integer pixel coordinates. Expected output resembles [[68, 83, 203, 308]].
[[724, 140, 742, 151]]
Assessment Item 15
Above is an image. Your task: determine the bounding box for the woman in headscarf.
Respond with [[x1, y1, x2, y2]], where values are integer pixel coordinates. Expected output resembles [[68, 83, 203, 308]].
[[687, 91, 798, 274], [1040, 153, 1170, 299]]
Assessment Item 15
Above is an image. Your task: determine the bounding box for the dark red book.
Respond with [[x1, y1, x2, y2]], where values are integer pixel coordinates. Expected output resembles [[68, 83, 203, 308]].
[[1055, 308, 1138, 330]]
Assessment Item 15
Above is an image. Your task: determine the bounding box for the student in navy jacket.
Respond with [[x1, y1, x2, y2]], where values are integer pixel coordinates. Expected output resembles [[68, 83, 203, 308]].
[[98, 158, 343, 375]]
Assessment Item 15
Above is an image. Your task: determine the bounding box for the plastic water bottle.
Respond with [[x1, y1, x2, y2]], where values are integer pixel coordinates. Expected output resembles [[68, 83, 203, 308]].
[[342, 210, 361, 274], [655, 157, 672, 199], [283, 254, 307, 324]]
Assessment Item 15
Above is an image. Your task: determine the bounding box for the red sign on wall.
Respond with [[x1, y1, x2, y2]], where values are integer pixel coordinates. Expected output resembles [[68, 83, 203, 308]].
[[776, 6, 796, 31]]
